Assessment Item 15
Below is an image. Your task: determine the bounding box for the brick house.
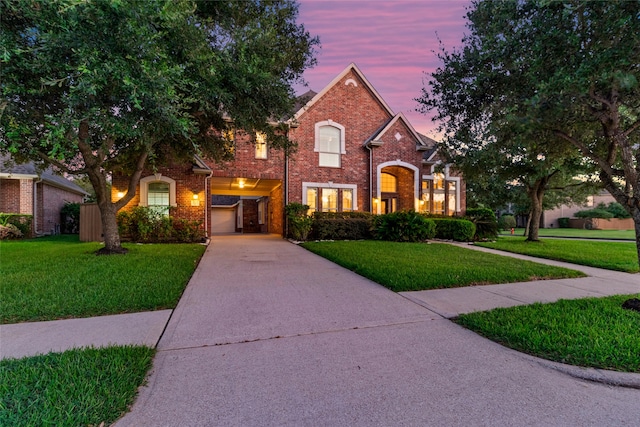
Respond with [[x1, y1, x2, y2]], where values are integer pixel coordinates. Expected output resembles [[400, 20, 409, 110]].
[[0, 154, 88, 235], [113, 63, 465, 236]]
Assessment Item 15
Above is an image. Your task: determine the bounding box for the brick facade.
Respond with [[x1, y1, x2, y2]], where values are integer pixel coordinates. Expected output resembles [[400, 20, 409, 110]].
[[116, 64, 466, 236]]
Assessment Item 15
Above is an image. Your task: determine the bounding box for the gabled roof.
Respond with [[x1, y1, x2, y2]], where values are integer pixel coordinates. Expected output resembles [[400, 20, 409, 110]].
[[0, 154, 88, 196], [364, 112, 432, 150], [292, 63, 395, 121]]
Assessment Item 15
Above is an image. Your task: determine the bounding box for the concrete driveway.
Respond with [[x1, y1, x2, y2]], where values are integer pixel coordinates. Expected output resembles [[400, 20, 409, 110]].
[[116, 235, 640, 426]]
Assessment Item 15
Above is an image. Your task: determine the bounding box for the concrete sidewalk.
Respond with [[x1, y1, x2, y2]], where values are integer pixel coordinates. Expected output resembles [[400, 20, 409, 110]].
[[113, 235, 639, 426]]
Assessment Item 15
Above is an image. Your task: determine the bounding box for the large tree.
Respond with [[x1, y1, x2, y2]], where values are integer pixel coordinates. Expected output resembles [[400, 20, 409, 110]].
[[418, 0, 640, 261], [0, 0, 317, 253]]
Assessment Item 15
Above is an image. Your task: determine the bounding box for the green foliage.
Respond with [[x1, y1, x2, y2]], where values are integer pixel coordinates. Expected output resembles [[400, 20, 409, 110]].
[[285, 203, 313, 241], [0, 0, 318, 251], [373, 211, 436, 242], [60, 202, 81, 234], [0, 346, 154, 426], [431, 217, 476, 242], [0, 235, 206, 323], [456, 294, 640, 373], [574, 208, 614, 219], [465, 208, 498, 240], [310, 211, 374, 240], [497, 214, 517, 231], [117, 206, 203, 243], [0, 213, 32, 238], [301, 240, 583, 292], [602, 202, 632, 219], [557, 217, 570, 228]]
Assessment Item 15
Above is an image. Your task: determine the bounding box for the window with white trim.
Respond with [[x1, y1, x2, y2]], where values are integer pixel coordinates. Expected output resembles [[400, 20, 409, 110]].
[[139, 175, 177, 216], [303, 182, 357, 214], [315, 121, 345, 168]]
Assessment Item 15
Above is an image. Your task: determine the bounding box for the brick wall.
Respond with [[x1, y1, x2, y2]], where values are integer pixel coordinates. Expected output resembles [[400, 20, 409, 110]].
[[0, 179, 23, 213], [269, 185, 284, 235], [287, 69, 392, 212], [113, 162, 208, 233], [40, 183, 84, 234]]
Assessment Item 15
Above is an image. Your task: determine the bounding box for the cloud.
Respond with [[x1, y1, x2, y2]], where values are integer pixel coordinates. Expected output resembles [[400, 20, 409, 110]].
[[297, 0, 470, 135]]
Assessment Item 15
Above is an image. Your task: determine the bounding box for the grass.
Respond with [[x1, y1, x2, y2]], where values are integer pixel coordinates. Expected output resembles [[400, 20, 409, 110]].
[[0, 235, 206, 324], [0, 345, 154, 426], [500, 227, 635, 240], [477, 238, 639, 273], [301, 240, 584, 292], [456, 294, 640, 373]]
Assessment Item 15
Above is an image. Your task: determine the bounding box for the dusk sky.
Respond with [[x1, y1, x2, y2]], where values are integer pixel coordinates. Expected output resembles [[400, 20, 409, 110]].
[[295, 0, 472, 138]]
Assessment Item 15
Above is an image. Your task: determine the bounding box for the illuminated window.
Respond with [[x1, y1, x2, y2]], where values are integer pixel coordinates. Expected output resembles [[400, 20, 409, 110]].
[[381, 173, 397, 193], [139, 175, 176, 216], [322, 188, 338, 212], [422, 173, 460, 216], [255, 132, 267, 159], [303, 183, 357, 213]]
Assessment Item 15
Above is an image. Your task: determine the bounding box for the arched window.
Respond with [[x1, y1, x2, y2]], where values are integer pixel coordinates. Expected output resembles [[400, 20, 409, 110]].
[[140, 175, 176, 216], [315, 120, 346, 168]]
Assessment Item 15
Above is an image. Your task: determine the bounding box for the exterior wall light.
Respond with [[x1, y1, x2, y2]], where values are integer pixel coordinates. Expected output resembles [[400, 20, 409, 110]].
[[117, 191, 125, 199]]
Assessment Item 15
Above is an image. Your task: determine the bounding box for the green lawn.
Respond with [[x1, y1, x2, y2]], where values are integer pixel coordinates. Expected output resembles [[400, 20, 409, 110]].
[[501, 227, 635, 240], [456, 294, 640, 373], [301, 240, 584, 292], [477, 238, 639, 273], [0, 235, 206, 324], [0, 346, 154, 426]]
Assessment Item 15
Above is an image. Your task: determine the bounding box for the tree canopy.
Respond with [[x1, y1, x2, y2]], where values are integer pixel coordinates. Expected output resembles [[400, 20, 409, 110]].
[[418, 0, 640, 259], [0, 0, 318, 252]]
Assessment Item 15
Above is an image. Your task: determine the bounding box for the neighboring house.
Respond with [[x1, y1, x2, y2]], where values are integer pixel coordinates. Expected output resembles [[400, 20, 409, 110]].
[[113, 63, 466, 236], [542, 190, 617, 228], [0, 154, 88, 235]]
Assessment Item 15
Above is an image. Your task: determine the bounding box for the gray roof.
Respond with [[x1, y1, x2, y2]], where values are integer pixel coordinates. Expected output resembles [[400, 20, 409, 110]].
[[0, 154, 88, 196]]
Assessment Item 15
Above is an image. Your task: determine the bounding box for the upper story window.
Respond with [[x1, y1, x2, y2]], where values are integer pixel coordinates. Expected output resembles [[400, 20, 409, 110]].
[[315, 120, 346, 168], [255, 132, 267, 159]]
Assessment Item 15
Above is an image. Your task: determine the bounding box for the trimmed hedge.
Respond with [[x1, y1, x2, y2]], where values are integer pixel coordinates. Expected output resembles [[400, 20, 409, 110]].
[[310, 211, 374, 240], [432, 218, 476, 241], [373, 210, 436, 242]]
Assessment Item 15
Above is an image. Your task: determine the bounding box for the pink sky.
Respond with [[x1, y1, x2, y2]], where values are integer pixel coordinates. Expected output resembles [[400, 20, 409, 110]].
[[295, 0, 471, 137]]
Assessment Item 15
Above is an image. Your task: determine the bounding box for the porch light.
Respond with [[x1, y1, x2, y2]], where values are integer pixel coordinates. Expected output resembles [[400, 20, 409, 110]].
[[239, 180, 245, 189], [373, 198, 379, 204], [193, 193, 199, 200], [117, 191, 125, 199]]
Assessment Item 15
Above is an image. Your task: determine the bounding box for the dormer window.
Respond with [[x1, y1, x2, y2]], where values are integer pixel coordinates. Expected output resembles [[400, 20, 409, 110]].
[[315, 120, 346, 168]]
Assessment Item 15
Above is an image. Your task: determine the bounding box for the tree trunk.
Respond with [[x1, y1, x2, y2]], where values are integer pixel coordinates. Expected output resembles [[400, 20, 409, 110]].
[[632, 207, 640, 271], [97, 200, 127, 254], [526, 179, 546, 242]]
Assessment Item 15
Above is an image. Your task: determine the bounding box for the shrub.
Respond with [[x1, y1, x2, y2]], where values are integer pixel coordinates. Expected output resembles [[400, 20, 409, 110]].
[[285, 203, 313, 241], [558, 217, 570, 228], [574, 208, 614, 219], [117, 206, 203, 243], [311, 211, 374, 240], [465, 207, 498, 240], [603, 202, 631, 219], [0, 213, 32, 238], [497, 214, 516, 231], [60, 202, 81, 234], [432, 217, 476, 241], [0, 223, 23, 240], [373, 210, 436, 242]]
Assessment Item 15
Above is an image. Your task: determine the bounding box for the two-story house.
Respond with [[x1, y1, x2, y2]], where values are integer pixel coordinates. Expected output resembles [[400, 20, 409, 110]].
[[113, 63, 465, 236]]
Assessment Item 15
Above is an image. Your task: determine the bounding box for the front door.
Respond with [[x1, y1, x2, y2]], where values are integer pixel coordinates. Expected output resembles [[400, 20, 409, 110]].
[[381, 197, 397, 214]]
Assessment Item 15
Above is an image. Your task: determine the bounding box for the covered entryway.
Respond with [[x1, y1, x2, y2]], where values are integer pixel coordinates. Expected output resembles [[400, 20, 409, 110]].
[[209, 177, 283, 235], [376, 162, 420, 214]]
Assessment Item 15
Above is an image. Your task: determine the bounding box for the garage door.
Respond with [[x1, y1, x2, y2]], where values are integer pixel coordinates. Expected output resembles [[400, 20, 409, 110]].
[[211, 207, 236, 233]]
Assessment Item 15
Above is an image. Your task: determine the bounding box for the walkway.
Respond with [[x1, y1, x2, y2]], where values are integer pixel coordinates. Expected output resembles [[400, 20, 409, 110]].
[[2, 235, 639, 425]]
